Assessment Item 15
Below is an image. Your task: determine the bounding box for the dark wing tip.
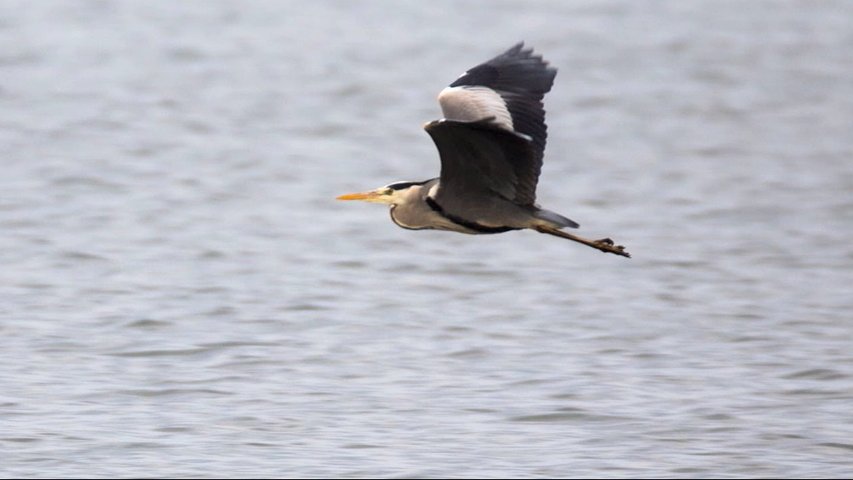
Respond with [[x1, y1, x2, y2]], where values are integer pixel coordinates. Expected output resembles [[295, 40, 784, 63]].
[[506, 41, 525, 55], [450, 42, 557, 95]]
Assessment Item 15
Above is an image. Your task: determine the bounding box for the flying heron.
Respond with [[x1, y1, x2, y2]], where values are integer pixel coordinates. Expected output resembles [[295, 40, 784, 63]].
[[337, 43, 630, 258]]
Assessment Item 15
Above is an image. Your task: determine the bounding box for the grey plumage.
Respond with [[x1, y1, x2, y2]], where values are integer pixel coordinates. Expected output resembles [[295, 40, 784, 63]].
[[337, 43, 629, 257]]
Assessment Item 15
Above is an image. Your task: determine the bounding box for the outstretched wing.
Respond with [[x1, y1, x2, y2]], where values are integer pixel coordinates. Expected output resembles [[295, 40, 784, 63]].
[[424, 118, 538, 207], [432, 43, 557, 205], [438, 43, 555, 176]]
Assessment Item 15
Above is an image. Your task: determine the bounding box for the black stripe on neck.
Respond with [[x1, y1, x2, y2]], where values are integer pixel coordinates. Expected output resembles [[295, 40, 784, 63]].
[[426, 197, 517, 234]]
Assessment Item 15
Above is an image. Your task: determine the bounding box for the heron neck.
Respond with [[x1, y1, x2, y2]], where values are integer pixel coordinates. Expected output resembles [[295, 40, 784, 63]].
[[388, 179, 440, 230]]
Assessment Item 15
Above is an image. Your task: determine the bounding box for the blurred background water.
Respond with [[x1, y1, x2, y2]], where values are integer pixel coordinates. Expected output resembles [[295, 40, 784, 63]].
[[2, 0, 852, 477]]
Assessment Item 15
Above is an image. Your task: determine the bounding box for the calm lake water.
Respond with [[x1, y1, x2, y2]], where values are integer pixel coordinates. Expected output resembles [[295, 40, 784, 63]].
[[2, 1, 852, 477]]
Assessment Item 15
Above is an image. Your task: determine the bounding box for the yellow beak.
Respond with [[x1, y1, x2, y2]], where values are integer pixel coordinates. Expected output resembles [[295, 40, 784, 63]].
[[336, 190, 382, 202]]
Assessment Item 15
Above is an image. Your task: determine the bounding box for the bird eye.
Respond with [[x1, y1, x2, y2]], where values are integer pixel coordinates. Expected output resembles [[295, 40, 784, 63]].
[[384, 189, 394, 195]]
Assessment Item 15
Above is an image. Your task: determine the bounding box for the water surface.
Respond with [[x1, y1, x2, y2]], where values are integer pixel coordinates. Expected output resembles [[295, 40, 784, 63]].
[[2, 1, 852, 477]]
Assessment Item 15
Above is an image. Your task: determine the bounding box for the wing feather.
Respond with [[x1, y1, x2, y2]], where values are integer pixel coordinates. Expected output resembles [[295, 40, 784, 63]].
[[433, 43, 556, 209], [442, 42, 556, 166], [424, 118, 539, 207]]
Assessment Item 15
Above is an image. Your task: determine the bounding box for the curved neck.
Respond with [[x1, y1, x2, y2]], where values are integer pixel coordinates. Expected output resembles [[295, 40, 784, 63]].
[[388, 179, 442, 230]]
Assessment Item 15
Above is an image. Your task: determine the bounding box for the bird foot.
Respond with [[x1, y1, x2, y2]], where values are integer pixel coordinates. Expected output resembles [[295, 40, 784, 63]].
[[536, 226, 631, 258], [593, 238, 630, 258]]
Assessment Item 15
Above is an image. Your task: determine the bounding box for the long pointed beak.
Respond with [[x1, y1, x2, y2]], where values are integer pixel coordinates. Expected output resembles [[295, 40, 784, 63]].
[[336, 191, 380, 201]]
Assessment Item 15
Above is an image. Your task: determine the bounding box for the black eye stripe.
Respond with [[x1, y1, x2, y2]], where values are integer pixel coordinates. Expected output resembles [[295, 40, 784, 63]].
[[385, 181, 423, 191]]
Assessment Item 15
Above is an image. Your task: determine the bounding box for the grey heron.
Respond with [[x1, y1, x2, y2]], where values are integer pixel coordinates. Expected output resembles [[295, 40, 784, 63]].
[[337, 43, 630, 258]]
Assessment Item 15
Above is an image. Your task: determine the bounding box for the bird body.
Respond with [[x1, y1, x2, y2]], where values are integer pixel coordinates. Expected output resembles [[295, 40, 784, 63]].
[[337, 43, 629, 257], [385, 177, 554, 234]]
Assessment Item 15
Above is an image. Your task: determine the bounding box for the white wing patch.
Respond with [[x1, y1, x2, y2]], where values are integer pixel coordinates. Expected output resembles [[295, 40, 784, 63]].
[[437, 86, 514, 131]]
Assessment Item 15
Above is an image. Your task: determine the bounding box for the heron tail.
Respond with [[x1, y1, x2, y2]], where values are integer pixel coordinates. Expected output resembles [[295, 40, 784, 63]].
[[534, 209, 579, 229]]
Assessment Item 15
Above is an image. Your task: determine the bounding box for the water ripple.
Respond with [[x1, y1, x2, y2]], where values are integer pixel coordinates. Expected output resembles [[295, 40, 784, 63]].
[[2, 1, 852, 478]]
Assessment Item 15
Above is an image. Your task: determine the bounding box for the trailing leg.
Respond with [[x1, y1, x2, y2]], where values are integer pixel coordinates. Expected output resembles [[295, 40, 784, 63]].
[[535, 225, 630, 258]]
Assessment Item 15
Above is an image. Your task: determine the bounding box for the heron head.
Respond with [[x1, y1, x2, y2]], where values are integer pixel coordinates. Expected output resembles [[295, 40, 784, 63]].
[[336, 181, 421, 205]]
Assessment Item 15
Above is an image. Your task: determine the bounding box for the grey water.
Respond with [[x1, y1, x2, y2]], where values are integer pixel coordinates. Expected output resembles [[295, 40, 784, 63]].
[[2, 1, 852, 477]]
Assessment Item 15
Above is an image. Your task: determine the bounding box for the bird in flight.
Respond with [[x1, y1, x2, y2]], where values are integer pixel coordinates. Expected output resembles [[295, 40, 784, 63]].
[[337, 43, 629, 258]]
